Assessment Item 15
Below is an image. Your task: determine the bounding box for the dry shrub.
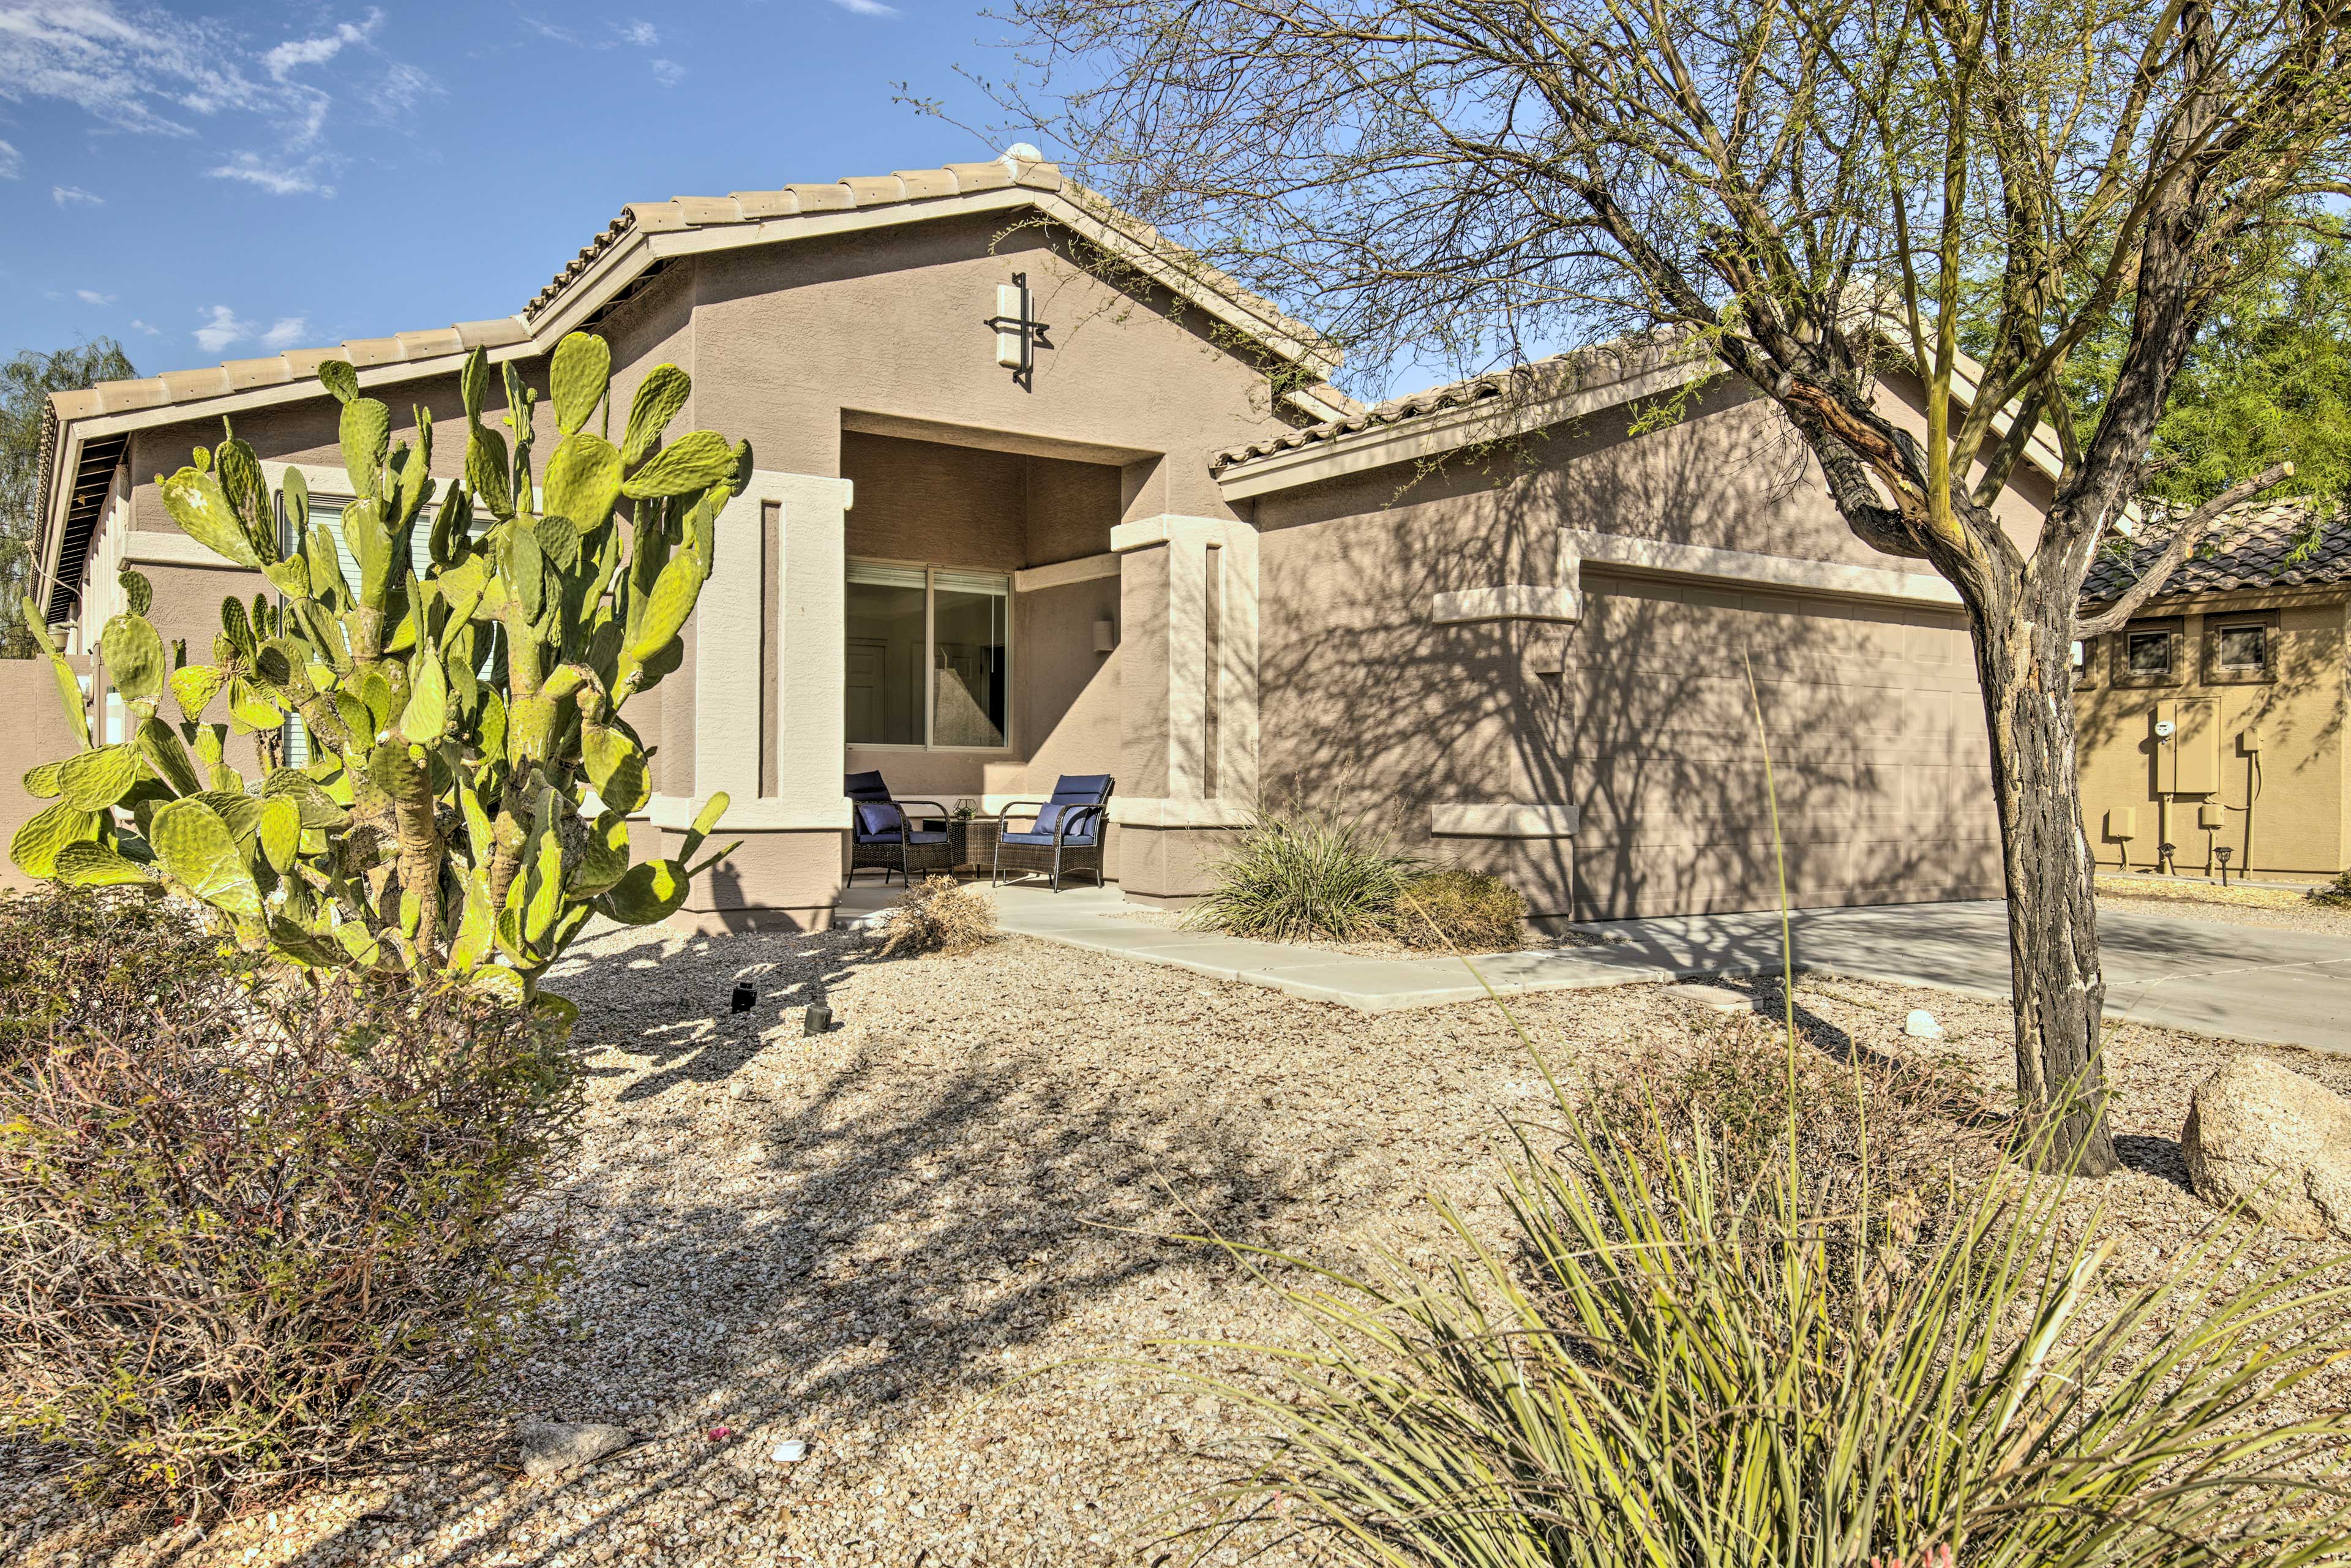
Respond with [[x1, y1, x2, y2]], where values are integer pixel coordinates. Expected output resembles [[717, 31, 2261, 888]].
[[879, 876, 1000, 956], [1393, 866, 1528, 951], [0, 888, 581, 1512], [2310, 870, 2351, 907]]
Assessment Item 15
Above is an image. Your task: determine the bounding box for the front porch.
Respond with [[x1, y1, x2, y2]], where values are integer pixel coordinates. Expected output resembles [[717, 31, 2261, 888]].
[[653, 419, 1262, 931]]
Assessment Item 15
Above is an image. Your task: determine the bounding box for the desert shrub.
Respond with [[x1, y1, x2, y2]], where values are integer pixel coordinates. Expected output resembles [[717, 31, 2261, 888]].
[[879, 875, 1000, 956], [2309, 870, 2351, 907], [0, 888, 581, 1510], [1188, 798, 1419, 942], [1392, 866, 1527, 951], [1194, 1027, 2351, 1566]]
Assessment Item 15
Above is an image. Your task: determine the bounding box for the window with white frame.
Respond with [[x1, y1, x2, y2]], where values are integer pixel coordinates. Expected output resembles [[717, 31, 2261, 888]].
[[844, 561, 1010, 749]]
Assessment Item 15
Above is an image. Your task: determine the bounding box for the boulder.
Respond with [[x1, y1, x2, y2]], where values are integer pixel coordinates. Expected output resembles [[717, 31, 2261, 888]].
[[517, 1419, 632, 1479], [2179, 1056, 2351, 1240]]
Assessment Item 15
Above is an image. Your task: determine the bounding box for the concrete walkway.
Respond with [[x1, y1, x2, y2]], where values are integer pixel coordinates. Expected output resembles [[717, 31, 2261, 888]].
[[1570, 900, 2351, 1055], [836, 881, 1688, 1011], [836, 881, 2351, 1049]]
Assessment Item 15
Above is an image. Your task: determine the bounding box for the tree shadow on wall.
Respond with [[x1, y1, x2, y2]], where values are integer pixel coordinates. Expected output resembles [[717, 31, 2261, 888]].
[[1253, 383, 1973, 923]]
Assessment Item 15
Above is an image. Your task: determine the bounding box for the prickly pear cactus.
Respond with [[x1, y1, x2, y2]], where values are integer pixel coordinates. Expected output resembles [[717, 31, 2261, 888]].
[[12, 337, 745, 1003]]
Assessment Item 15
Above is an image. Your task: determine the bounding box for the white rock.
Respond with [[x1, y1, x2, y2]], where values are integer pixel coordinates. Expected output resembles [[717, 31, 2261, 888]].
[[517, 1420, 632, 1479], [2181, 1055, 2351, 1239], [771, 1439, 808, 1463], [1903, 1009, 1943, 1040]]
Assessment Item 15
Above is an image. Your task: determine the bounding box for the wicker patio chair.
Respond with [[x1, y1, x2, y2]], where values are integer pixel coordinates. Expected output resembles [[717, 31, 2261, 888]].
[[845, 770, 956, 887], [991, 775, 1114, 892]]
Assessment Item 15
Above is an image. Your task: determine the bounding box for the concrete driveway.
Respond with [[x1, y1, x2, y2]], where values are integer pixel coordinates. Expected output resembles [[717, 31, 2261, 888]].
[[1571, 900, 2351, 1054]]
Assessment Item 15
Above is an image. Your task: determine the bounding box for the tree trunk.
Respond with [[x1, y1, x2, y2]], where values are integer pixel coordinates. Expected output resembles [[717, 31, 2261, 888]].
[[1970, 572, 2120, 1176]]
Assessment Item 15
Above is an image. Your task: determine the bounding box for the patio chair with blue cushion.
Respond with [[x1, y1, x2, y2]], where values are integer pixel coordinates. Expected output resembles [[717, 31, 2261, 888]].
[[846, 771, 956, 887], [991, 774, 1114, 892]]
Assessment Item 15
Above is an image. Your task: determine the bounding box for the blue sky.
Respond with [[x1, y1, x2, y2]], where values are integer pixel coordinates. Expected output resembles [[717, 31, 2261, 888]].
[[0, 1, 1037, 377]]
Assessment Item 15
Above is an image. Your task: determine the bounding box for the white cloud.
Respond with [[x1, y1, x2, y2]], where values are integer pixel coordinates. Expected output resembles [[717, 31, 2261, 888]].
[[830, 0, 899, 15], [77, 288, 116, 304], [614, 20, 659, 47], [0, 140, 19, 179], [261, 10, 383, 80], [127, 318, 162, 336], [0, 4, 427, 198], [260, 316, 309, 350], [51, 184, 102, 205], [206, 152, 332, 197], [650, 57, 684, 85], [193, 304, 254, 353]]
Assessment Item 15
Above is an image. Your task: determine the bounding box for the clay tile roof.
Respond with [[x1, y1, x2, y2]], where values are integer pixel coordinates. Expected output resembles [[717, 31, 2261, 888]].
[[2082, 499, 2351, 602], [1210, 345, 1655, 474]]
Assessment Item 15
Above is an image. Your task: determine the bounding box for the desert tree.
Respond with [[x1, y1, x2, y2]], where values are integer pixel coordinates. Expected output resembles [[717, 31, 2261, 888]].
[[2, 339, 136, 658], [987, 0, 2351, 1171]]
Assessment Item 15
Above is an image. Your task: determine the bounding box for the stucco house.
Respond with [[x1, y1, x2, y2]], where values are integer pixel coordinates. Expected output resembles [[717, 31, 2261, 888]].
[[2075, 501, 2351, 884], [28, 149, 2044, 928]]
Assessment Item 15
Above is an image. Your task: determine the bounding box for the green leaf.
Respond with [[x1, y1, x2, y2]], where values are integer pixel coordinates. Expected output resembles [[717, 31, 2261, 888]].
[[340, 396, 391, 500], [466, 425, 512, 517], [170, 664, 226, 723], [620, 429, 738, 498], [318, 359, 359, 405], [151, 798, 263, 918], [56, 745, 142, 811], [119, 568, 153, 617], [550, 332, 612, 435], [574, 811, 632, 896], [53, 842, 158, 888], [22, 760, 64, 799], [135, 719, 201, 797], [99, 613, 167, 703], [369, 744, 432, 809], [621, 363, 691, 468], [11, 801, 97, 879], [399, 650, 448, 743], [691, 791, 730, 839], [159, 466, 263, 569], [583, 724, 648, 815], [598, 857, 691, 925], [224, 677, 285, 734], [626, 554, 700, 662], [258, 794, 301, 874], [544, 433, 623, 533], [262, 767, 350, 828]]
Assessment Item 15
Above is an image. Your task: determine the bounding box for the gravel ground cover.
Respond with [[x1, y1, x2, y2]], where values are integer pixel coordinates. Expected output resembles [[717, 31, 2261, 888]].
[[2096, 874, 2351, 937], [10, 920, 2351, 1568]]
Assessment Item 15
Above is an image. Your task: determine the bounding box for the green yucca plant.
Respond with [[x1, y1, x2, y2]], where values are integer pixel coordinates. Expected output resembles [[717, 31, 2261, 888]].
[[1165, 656, 2351, 1566], [9, 336, 741, 1003], [1187, 795, 1420, 942], [1174, 1082, 2351, 1567]]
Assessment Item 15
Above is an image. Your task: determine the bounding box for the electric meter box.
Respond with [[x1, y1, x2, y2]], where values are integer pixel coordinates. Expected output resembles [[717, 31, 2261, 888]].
[[2155, 700, 2221, 795]]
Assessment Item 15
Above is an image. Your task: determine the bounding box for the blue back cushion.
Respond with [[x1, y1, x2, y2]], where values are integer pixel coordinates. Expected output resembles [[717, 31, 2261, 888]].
[[845, 770, 893, 803], [854, 801, 904, 838], [1049, 773, 1113, 806]]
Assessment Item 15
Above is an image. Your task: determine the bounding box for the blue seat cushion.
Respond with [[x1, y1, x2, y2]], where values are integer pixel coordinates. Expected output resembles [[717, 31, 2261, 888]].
[[853, 801, 904, 839], [903, 830, 950, 845], [1002, 821, 1098, 848], [1048, 773, 1113, 805]]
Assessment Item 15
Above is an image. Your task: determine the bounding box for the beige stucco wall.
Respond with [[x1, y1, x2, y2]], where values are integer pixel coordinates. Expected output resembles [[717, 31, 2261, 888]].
[[1243, 377, 2009, 918], [2074, 592, 2350, 882], [0, 656, 96, 893]]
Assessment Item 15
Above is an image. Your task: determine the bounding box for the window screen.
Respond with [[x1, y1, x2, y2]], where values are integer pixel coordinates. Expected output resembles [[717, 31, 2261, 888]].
[[2216, 624, 2267, 672], [2125, 629, 2172, 677]]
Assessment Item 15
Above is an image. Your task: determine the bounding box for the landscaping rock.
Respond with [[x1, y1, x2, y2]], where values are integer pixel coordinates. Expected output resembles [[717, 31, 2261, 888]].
[[516, 1419, 632, 1479], [2180, 1055, 2351, 1239]]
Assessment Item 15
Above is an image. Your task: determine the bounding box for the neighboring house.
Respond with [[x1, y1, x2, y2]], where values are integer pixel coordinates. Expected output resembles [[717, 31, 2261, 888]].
[[2076, 501, 2351, 884], [26, 149, 2053, 926]]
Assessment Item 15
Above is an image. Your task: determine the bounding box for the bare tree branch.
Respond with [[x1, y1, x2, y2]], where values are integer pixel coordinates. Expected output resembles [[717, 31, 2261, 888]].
[[2074, 460, 2297, 638]]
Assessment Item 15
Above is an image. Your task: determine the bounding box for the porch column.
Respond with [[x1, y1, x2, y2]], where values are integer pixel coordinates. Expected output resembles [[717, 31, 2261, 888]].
[[1108, 514, 1259, 900], [653, 469, 853, 932]]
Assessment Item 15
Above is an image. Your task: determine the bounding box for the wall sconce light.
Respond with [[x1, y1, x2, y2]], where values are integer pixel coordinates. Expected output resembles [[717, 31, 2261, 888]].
[[983, 271, 1053, 391], [1093, 617, 1117, 653]]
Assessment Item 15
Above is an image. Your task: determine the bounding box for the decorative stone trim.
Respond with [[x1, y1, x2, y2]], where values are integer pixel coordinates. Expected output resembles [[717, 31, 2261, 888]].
[[1013, 553, 1120, 592], [1430, 803, 1580, 838], [1565, 528, 1962, 606], [1109, 796, 1258, 827], [1430, 584, 1583, 625]]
